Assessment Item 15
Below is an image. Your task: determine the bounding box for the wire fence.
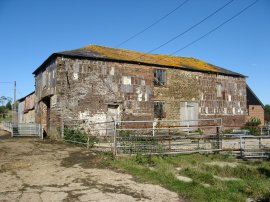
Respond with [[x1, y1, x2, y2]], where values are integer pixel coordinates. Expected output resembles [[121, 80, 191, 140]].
[[63, 118, 223, 155], [63, 120, 115, 149], [2, 117, 269, 158], [62, 118, 270, 158]]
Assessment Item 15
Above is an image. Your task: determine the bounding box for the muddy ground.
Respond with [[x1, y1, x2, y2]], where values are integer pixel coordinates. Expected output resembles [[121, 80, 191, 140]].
[[0, 129, 181, 202]]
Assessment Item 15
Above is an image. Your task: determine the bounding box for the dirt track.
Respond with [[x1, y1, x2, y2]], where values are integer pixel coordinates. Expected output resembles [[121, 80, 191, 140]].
[[0, 129, 181, 202]]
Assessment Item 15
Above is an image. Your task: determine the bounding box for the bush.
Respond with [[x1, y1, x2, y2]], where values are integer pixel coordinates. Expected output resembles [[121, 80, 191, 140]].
[[245, 117, 261, 127], [64, 128, 97, 147], [243, 117, 261, 136]]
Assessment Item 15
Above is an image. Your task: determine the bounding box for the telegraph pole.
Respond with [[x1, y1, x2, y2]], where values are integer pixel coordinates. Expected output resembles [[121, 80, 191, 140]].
[[14, 81, 16, 110], [13, 81, 16, 125]]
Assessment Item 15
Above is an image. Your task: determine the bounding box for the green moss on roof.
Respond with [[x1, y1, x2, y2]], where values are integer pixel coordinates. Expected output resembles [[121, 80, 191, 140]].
[[79, 45, 223, 73], [33, 44, 244, 76]]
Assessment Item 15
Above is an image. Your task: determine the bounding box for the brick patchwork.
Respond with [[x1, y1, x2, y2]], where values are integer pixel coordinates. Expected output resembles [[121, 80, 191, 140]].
[[34, 56, 248, 136]]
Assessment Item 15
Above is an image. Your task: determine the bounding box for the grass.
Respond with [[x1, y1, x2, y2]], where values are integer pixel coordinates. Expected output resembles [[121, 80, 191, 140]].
[[103, 153, 270, 202]]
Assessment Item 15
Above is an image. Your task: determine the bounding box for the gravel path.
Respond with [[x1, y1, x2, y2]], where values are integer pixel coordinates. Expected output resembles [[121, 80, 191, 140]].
[[0, 130, 182, 202]]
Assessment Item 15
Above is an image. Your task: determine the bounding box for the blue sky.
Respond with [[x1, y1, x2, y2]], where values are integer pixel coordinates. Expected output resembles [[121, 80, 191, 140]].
[[0, 0, 269, 104]]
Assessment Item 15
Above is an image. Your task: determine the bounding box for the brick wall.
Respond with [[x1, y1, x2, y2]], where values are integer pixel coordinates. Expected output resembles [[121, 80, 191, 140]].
[[54, 57, 154, 133], [199, 73, 247, 127], [34, 56, 248, 135], [246, 105, 265, 126]]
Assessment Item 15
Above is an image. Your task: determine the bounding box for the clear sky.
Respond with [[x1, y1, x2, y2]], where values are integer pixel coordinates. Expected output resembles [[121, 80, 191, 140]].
[[0, 0, 269, 104]]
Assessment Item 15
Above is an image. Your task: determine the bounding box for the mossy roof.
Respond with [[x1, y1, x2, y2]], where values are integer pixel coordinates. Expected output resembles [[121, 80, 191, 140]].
[[33, 44, 245, 77]]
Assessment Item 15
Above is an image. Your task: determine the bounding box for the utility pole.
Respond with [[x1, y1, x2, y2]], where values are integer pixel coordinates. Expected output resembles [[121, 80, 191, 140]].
[[14, 81, 16, 110], [13, 81, 16, 125]]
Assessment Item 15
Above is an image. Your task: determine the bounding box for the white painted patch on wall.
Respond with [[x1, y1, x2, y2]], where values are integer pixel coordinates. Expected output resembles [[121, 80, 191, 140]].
[[232, 107, 235, 115], [122, 76, 131, 85], [137, 88, 143, 101], [89, 113, 107, 123], [201, 92, 204, 100], [224, 108, 227, 114], [73, 73, 78, 80], [141, 80, 145, 85], [79, 111, 90, 119], [239, 90, 242, 96], [73, 62, 80, 73], [144, 92, 148, 101], [110, 67, 115, 75], [228, 95, 231, 102], [111, 83, 118, 93]]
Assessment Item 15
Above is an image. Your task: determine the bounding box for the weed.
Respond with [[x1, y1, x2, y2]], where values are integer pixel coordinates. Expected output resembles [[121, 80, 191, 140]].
[[110, 153, 270, 202], [64, 128, 97, 147]]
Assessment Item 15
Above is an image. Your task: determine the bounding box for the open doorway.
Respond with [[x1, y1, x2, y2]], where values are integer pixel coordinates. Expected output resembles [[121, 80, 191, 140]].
[[41, 96, 51, 136]]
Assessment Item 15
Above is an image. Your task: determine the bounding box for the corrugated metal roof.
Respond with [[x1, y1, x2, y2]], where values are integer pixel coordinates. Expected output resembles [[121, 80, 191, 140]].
[[33, 45, 245, 77]]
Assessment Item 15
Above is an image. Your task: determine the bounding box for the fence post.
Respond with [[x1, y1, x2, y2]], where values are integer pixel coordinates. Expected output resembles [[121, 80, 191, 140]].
[[187, 120, 189, 135], [41, 125, 44, 140], [11, 122, 13, 137], [152, 120, 155, 136], [113, 121, 117, 156], [87, 137, 90, 149], [61, 120, 64, 139], [259, 137, 262, 157], [240, 137, 243, 158], [216, 126, 221, 151]]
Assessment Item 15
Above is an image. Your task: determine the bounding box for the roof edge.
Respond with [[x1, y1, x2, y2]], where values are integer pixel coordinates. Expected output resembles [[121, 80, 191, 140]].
[[18, 91, 35, 102], [247, 85, 264, 109], [32, 52, 246, 78]]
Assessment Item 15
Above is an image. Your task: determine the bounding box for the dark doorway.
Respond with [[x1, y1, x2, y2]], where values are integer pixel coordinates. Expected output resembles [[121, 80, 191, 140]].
[[42, 96, 51, 132]]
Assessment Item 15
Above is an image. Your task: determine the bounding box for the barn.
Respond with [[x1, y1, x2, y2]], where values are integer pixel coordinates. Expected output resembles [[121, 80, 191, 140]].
[[33, 45, 247, 137]]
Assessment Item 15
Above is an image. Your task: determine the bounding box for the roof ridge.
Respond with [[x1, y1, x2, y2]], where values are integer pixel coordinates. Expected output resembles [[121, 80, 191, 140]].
[[33, 44, 245, 77]]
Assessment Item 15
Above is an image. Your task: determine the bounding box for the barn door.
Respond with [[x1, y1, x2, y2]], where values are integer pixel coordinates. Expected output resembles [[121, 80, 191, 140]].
[[107, 104, 120, 123], [180, 102, 198, 126]]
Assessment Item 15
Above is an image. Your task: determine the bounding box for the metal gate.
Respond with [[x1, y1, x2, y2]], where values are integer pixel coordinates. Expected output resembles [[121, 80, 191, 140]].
[[2, 122, 43, 138], [114, 119, 222, 155], [240, 136, 270, 158]]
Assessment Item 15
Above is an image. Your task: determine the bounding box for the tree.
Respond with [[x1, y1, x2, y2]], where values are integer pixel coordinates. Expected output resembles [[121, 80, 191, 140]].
[[0, 96, 7, 106], [0, 96, 12, 119], [244, 117, 261, 135], [6, 101, 12, 110], [0, 96, 12, 106]]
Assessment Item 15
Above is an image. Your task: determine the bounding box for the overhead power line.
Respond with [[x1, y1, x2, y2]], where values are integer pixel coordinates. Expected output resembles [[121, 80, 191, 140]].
[[115, 0, 190, 47], [135, 0, 235, 60], [171, 0, 259, 54]]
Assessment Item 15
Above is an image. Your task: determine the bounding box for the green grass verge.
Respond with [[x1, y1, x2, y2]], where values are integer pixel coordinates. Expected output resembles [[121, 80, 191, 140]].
[[104, 153, 270, 202]]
